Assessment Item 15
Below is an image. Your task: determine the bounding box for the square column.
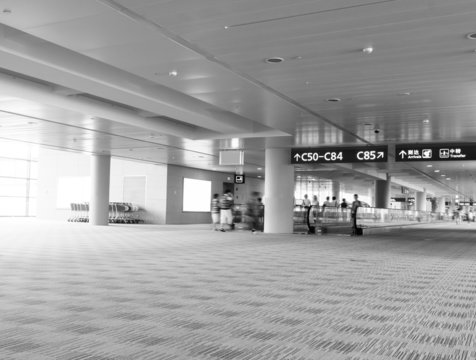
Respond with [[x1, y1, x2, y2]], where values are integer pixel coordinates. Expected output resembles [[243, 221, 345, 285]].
[[374, 174, 391, 208], [264, 148, 294, 233]]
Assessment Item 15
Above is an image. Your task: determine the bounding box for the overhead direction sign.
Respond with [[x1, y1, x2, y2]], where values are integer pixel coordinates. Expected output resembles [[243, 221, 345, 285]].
[[395, 144, 476, 161], [291, 146, 388, 164]]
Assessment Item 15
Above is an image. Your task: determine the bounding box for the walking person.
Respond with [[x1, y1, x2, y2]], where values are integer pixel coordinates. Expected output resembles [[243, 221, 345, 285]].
[[311, 195, 319, 225], [219, 190, 234, 232], [302, 194, 311, 208], [246, 191, 260, 233], [302, 194, 311, 223], [351, 194, 361, 235], [454, 207, 461, 224], [210, 193, 220, 231]]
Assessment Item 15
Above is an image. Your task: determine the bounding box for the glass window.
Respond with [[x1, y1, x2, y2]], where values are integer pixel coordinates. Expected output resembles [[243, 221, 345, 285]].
[[0, 140, 40, 216], [30, 161, 38, 179], [0, 178, 28, 197], [0, 197, 27, 216], [0, 158, 29, 178], [29, 180, 38, 198], [28, 198, 37, 217], [0, 140, 30, 159]]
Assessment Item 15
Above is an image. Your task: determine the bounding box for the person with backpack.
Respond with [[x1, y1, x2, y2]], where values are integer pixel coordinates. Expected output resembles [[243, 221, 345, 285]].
[[219, 190, 234, 232]]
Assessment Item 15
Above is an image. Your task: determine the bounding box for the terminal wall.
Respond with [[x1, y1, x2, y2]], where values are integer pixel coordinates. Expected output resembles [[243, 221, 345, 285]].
[[37, 148, 168, 223]]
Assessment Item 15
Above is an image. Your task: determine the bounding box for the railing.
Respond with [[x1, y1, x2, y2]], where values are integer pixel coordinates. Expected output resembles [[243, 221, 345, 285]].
[[293, 205, 443, 233], [231, 204, 445, 233]]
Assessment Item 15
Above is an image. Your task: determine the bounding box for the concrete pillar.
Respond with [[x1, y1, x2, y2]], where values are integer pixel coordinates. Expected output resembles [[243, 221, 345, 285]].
[[374, 174, 391, 208], [437, 197, 446, 213], [264, 148, 294, 233], [416, 190, 427, 212], [90, 154, 111, 226]]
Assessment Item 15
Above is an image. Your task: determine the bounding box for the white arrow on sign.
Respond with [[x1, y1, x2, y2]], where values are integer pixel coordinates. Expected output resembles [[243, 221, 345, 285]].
[[377, 152, 384, 159], [399, 150, 407, 158], [294, 153, 301, 161]]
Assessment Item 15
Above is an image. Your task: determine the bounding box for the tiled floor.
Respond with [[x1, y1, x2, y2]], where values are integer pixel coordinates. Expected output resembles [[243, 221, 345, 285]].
[[1, 219, 476, 360]]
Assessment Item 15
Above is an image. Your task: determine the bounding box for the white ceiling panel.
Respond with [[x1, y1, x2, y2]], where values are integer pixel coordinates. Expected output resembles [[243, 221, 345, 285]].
[[1, 0, 476, 199]]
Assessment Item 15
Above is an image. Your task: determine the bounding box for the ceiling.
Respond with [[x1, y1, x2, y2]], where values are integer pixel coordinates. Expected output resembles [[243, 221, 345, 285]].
[[1, 0, 476, 199]]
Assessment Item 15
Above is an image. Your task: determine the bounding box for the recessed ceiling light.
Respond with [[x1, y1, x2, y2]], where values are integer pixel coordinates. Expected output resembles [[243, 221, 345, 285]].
[[224, 26, 229, 29], [398, 92, 411, 96], [441, 174, 446, 176], [434, 170, 440, 173], [257, 167, 262, 170], [362, 46, 374, 54], [422, 119, 430, 124], [168, 70, 178, 77], [257, 175, 262, 178], [446, 178, 451, 180], [426, 164, 432, 167], [265, 57, 284, 64], [327, 98, 342, 102], [466, 32, 476, 40]]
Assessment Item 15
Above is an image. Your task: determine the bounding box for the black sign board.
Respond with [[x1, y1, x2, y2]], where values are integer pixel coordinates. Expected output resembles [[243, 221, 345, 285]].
[[234, 174, 245, 184], [396, 144, 476, 161], [291, 146, 388, 164]]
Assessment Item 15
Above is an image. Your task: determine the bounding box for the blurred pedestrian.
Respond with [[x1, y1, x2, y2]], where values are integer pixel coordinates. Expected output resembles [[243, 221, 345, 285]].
[[210, 193, 220, 231], [219, 190, 234, 232], [351, 194, 361, 235]]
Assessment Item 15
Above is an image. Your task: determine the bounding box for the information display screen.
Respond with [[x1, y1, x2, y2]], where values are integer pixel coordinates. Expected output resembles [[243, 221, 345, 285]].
[[395, 144, 476, 161], [291, 146, 388, 164]]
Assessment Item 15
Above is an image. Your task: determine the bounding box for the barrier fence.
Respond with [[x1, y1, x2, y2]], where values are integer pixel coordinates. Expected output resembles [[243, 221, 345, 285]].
[[293, 205, 445, 234]]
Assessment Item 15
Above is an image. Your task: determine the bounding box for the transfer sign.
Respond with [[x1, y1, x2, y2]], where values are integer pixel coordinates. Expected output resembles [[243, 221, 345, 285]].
[[395, 144, 476, 161]]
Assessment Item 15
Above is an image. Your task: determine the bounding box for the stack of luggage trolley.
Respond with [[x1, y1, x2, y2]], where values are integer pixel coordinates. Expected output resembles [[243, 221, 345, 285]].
[[68, 202, 144, 224]]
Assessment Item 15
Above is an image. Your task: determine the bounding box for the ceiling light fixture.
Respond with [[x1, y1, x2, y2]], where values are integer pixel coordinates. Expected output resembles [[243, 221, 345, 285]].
[[168, 70, 178, 77], [231, 138, 240, 149], [422, 119, 430, 124], [434, 170, 440, 173], [426, 164, 432, 167], [398, 92, 411, 96], [362, 46, 374, 54], [265, 57, 284, 64], [257, 167, 262, 170]]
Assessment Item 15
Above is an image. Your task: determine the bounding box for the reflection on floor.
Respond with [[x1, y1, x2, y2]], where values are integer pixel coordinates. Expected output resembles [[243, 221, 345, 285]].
[[1, 220, 476, 360]]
